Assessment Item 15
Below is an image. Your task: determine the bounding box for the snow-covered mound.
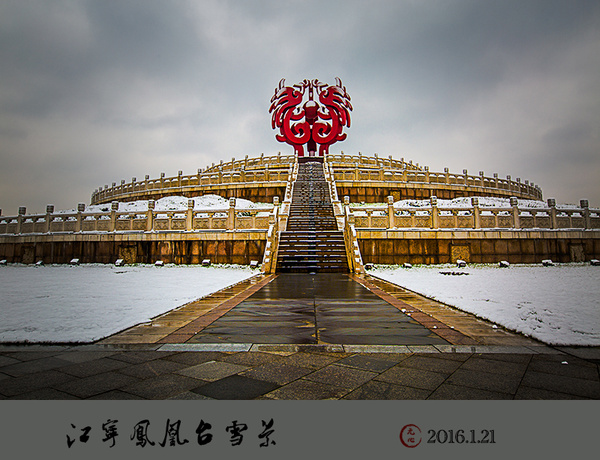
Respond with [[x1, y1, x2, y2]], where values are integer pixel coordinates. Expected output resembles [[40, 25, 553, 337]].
[[57, 195, 273, 214]]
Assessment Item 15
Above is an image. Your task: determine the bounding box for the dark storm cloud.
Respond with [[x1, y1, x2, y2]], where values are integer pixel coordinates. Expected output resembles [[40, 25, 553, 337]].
[[0, 0, 599, 214]]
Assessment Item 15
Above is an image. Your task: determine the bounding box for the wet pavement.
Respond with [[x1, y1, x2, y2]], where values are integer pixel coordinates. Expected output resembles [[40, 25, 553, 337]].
[[187, 274, 448, 345]]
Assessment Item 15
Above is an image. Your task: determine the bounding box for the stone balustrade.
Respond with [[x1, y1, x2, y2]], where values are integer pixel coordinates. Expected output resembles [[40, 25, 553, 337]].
[[346, 197, 599, 231], [0, 199, 277, 235], [330, 159, 542, 201], [91, 153, 294, 205], [326, 152, 423, 171]]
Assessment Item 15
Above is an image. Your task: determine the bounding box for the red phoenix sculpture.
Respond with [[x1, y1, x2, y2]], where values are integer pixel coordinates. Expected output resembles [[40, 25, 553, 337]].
[[269, 78, 352, 157]]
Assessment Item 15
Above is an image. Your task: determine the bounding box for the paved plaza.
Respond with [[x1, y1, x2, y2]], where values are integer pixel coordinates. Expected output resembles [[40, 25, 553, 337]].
[[1, 272, 599, 400]]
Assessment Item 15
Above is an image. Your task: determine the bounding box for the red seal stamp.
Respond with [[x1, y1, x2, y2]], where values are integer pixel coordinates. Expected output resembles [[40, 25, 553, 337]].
[[400, 424, 422, 448]]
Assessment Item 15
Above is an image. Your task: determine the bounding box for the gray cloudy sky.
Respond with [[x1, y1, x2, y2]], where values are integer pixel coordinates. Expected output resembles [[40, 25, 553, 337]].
[[1, 0, 599, 214]]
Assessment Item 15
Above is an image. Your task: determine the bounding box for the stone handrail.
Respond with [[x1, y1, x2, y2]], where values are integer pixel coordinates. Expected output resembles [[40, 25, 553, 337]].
[[331, 165, 542, 201], [261, 199, 280, 273], [326, 152, 423, 170], [0, 199, 277, 235], [348, 197, 599, 230], [91, 153, 294, 205], [323, 158, 344, 230], [343, 202, 365, 273]]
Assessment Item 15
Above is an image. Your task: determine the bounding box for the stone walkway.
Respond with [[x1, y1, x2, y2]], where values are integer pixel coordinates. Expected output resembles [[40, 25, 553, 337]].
[[1, 272, 598, 400]]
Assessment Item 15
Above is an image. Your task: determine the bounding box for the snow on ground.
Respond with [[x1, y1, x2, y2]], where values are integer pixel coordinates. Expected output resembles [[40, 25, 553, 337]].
[[0, 264, 255, 343], [371, 263, 600, 346], [57, 194, 273, 214]]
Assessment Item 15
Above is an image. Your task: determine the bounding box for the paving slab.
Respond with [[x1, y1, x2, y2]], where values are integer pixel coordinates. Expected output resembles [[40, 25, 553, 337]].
[[191, 375, 280, 400], [176, 361, 249, 381]]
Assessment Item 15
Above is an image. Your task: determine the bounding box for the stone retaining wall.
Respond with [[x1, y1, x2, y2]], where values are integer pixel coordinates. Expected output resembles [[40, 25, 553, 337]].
[[357, 230, 600, 265], [0, 232, 266, 265]]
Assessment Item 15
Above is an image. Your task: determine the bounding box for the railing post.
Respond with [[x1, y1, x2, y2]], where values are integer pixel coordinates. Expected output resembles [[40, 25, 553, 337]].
[[131, 177, 136, 192], [160, 173, 165, 188], [479, 171, 485, 187], [424, 166, 430, 183], [471, 197, 481, 229], [186, 199, 194, 231], [109, 201, 118, 232], [45, 205, 54, 233], [430, 196, 439, 229], [147, 200, 155, 231], [387, 196, 395, 228], [510, 197, 520, 229], [178, 170, 183, 188], [77, 203, 85, 232], [17, 207, 26, 234], [493, 172, 499, 188], [227, 197, 236, 230], [507, 175, 512, 192], [547, 198, 557, 229], [145, 175, 150, 190], [580, 199, 590, 228], [463, 169, 468, 186]]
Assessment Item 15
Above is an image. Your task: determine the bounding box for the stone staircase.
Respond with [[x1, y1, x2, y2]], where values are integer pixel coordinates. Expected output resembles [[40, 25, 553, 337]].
[[277, 161, 349, 273]]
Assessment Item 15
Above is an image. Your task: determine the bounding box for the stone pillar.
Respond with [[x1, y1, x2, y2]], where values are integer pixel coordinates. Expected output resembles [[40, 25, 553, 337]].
[[145, 175, 150, 190], [430, 196, 439, 229], [424, 166, 430, 183], [227, 197, 236, 230], [109, 201, 118, 232], [507, 175, 512, 192], [273, 196, 280, 206], [178, 170, 183, 188], [17, 207, 26, 234], [45, 205, 54, 233], [479, 171, 485, 187], [244, 155, 248, 169], [77, 203, 85, 232], [463, 169, 468, 186], [471, 197, 481, 229], [493, 172, 499, 188], [186, 199, 194, 231], [510, 197, 520, 229], [387, 196, 395, 228], [547, 198, 557, 229], [160, 172, 165, 188], [581, 199, 591, 228], [147, 200, 155, 231], [131, 177, 136, 191], [444, 167, 450, 184]]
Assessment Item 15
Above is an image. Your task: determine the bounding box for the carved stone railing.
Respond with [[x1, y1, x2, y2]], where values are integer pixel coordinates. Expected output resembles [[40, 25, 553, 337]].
[[0, 199, 277, 235], [323, 158, 344, 230], [348, 197, 599, 230], [327, 153, 542, 201], [343, 199, 365, 273], [261, 201, 280, 274], [326, 152, 423, 171], [91, 153, 294, 205]]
